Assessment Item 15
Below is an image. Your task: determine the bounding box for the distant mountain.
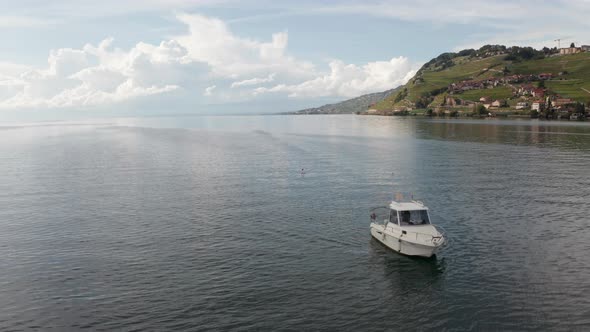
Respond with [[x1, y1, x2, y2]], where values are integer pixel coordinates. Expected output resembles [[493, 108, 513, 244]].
[[292, 88, 400, 114]]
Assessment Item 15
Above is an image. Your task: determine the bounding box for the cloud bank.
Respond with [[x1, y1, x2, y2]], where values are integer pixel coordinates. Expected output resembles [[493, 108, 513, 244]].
[[0, 37, 207, 109], [253, 58, 415, 98], [0, 13, 416, 110]]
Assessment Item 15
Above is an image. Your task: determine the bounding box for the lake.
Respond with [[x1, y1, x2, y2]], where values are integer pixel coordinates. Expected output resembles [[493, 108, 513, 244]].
[[1, 115, 590, 330]]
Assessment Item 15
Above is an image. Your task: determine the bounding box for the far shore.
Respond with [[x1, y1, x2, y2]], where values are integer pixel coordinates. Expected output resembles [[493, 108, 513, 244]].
[[355, 108, 588, 121], [283, 111, 589, 122]]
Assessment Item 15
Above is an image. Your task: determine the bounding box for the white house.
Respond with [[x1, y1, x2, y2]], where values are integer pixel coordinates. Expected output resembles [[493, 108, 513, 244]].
[[560, 47, 582, 55], [532, 101, 545, 112], [491, 100, 506, 108]]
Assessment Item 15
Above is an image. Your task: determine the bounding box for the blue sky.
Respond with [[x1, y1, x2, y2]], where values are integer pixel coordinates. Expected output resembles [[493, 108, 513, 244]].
[[1, 0, 589, 120]]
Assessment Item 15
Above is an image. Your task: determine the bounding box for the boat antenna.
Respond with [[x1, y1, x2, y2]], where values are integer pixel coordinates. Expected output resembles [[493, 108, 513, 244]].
[[391, 172, 395, 201]]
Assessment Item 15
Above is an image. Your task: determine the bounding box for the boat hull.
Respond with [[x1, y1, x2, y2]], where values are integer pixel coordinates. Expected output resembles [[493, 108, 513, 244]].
[[370, 226, 438, 258]]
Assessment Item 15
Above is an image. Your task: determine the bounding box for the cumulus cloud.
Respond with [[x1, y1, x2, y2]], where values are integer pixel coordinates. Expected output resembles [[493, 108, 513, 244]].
[[253, 57, 416, 98], [174, 13, 416, 98], [0, 36, 209, 109], [0, 12, 417, 110], [175, 13, 315, 81]]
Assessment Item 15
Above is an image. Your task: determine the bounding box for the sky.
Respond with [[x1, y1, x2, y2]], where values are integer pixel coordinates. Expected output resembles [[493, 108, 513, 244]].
[[1, 0, 589, 120]]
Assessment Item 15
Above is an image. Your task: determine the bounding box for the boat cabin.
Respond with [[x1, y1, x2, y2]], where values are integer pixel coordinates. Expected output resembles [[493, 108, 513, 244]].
[[389, 201, 430, 226]]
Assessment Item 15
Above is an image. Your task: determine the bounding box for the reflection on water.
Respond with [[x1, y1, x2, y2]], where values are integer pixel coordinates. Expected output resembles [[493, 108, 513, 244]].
[[417, 118, 590, 149]]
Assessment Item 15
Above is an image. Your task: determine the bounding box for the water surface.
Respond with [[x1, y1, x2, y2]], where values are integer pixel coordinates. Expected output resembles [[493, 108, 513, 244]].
[[1, 115, 590, 330]]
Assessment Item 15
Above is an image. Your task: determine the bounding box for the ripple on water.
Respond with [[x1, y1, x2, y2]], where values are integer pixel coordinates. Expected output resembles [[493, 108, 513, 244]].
[[1, 117, 590, 330]]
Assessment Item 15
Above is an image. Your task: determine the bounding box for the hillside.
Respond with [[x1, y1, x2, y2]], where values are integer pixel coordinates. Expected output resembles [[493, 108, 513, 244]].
[[293, 87, 400, 114], [373, 45, 590, 113]]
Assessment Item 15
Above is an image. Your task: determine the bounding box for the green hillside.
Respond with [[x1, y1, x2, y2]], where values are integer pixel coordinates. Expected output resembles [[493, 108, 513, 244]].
[[458, 86, 513, 102], [512, 53, 590, 101], [374, 46, 590, 111]]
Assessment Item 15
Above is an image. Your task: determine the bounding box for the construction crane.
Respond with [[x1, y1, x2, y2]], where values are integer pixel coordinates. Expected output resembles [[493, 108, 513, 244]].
[[555, 38, 563, 49], [554, 37, 572, 49]]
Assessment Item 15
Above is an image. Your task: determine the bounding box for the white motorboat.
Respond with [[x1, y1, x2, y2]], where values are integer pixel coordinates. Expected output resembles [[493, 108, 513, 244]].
[[370, 199, 446, 258]]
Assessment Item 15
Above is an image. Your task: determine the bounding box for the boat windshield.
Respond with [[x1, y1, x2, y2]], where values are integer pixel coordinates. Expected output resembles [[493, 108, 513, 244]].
[[389, 209, 399, 224], [399, 210, 430, 226]]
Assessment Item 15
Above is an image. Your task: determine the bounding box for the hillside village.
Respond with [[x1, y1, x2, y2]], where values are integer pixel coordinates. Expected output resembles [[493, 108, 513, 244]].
[[364, 44, 590, 120], [438, 71, 584, 119]]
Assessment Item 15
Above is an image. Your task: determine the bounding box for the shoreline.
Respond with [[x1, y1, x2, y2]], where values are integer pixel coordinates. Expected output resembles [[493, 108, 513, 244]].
[[284, 112, 587, 122], [356, 110, 587, 121]]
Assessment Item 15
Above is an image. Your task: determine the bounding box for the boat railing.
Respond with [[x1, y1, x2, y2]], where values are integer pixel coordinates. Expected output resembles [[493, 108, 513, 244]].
[[369, 206, 390, 225], [434, 225, 448, 247], [405, 227, 446, 247]]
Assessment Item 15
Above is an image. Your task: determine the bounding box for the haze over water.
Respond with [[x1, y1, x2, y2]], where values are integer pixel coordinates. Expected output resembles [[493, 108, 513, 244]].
[[1, 115, 590, 330]]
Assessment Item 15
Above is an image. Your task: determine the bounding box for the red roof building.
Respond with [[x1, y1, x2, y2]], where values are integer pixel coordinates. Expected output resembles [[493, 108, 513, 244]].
[[532, 88, 545, 98]]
